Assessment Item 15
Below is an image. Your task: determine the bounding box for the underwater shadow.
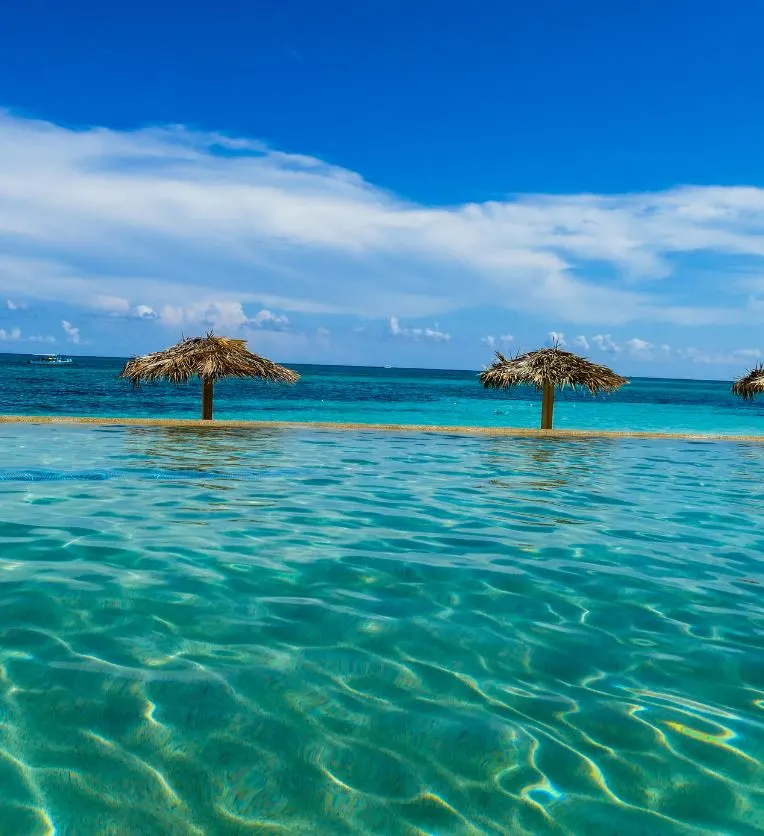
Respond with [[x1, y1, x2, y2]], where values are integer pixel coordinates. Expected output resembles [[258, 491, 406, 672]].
[[479, 435, 617, 491], [119, 425, 292, 475]]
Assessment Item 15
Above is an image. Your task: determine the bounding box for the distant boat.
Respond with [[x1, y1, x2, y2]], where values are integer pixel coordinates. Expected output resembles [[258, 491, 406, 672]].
[[383, 364, 392, 369], [28, 354, 74, 366]]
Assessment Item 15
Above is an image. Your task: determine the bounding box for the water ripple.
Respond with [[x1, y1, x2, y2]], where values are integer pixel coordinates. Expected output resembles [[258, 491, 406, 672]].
[[0, 425, 761, 832]]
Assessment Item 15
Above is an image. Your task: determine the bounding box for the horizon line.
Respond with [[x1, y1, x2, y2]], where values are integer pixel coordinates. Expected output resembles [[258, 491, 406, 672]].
[[0, 350, 738, 384]]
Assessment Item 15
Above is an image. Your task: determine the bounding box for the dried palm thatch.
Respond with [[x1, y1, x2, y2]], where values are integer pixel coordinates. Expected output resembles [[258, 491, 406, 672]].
[[732, 364, 764, 400], [120, 332, 299, 420], [479, 346, 627, 429]]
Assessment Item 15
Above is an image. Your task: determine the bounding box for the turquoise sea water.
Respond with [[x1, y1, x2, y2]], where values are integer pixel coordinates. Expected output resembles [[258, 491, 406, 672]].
[[2, 353, 764, 434], [0, 423, 762, 833]]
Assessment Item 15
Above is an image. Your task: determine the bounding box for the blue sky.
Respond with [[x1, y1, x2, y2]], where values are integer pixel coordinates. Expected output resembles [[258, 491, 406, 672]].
[[0, 0, 763, 376]]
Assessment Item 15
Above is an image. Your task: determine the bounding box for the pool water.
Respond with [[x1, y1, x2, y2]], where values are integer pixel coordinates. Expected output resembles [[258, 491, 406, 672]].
[[0, 424, 762, 833]]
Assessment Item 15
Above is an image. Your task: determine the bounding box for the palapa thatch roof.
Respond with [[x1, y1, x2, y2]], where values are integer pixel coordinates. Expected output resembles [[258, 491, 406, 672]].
[[732, 364, 764, 400], [119, 333, 299, 387], [479, 347, 627, 393]]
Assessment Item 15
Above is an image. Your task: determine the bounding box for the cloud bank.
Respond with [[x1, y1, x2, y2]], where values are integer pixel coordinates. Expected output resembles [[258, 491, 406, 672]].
[[542, 331, 760, 367], [0, 110, 763, 372], [0, 110, 763, 333], [389, 317, 450, 342], [482, 334, 513, 350]]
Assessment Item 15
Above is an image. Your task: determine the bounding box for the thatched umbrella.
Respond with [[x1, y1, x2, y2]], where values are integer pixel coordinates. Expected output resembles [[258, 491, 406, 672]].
[[732, 364, 764, 400], [120, 333, 299, 420], [479, 346, 627, 429]]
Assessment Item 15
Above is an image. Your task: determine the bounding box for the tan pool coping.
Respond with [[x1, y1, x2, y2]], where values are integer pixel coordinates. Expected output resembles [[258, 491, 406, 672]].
[[0, 415, 762, 442]]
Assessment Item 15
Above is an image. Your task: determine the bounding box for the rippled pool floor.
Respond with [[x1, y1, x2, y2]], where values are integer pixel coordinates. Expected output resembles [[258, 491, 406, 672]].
[[0, 425, 762, 834]]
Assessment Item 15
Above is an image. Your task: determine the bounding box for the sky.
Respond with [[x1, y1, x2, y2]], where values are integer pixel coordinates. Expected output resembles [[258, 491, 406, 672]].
[[0, 0, 763, 377]]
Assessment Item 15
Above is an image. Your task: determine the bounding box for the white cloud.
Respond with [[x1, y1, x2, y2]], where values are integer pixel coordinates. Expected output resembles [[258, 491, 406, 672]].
[[5, 299, 23, 310], [159, 301, 250, 332], [0, 111, 762, 331], [0, 327, 54, 343], [572, 336, 758, 366], [250, 309, 290, 330], [548, 331, 566, 346], [91, 296, 158, 320], [592, 334, 621, 353], [156, 302, 289, 333], [572, 335, 589, 351], [133, 304, 158, 320], [625, 337, 652, 354], [389, 316, 450, 342], [61, 320, 81, 344], [481, 334, 513, 349]]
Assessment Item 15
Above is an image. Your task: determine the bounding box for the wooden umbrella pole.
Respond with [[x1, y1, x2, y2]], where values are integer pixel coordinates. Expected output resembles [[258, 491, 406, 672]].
[[201, 378, 214, 421], [541, 381, 555, 429]]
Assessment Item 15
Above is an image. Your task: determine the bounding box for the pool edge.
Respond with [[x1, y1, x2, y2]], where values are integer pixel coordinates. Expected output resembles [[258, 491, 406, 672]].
[[0, 415, 762, 442]]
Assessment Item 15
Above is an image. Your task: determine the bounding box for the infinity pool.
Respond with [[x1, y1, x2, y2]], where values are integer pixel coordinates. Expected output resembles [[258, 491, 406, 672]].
[[0, 424, 762, 833]]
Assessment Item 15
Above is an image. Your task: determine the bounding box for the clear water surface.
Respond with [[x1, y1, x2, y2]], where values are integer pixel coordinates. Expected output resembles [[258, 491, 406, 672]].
[[2, 353, 764, 435], [0, 423, 762, 833]]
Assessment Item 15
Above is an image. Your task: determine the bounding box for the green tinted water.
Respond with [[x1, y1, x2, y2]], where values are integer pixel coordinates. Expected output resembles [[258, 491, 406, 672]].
[[0, 425, 761, 833]]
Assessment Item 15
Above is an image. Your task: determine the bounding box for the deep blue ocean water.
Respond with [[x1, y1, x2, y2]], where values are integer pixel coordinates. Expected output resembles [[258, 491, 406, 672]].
[[2, 352, 764, 434]]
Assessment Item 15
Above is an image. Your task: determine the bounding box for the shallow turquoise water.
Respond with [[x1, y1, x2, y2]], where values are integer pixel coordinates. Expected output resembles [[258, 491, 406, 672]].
[[0, 424, 762, 833], [3, 354, 764, 435]]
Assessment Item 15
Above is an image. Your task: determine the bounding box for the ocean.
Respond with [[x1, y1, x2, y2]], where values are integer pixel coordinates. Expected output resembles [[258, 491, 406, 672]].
[[0, 355, 762, 832], [2, 352, 763, 434]]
